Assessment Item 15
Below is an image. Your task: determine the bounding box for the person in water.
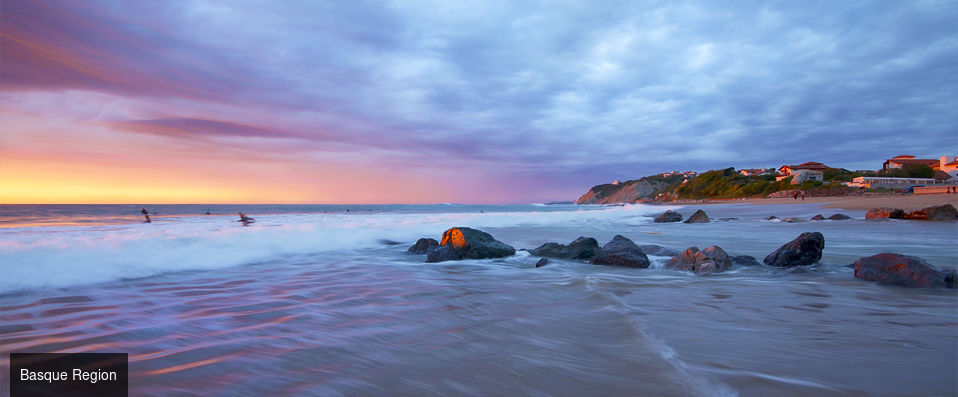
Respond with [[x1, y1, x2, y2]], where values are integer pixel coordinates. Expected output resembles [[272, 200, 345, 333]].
[[144, 214, 151, 223], [238, 213, 255, 226], [141, 208, 148, 215]]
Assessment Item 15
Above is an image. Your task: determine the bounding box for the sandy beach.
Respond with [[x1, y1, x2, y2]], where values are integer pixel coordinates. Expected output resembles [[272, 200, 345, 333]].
[[665, 193, 958, 212]]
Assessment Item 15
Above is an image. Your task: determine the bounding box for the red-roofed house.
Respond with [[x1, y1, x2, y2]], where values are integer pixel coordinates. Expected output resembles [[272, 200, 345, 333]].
[[883, 155, 940, 171], [939, 155, 958, 178]]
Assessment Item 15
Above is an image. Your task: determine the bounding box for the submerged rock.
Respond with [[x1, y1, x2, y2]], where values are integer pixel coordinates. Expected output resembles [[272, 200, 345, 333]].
[[765, 216, 780, 221], [683, 210, 710, 223], [810, 214, 825, 221], [852, 253, 949, 288], [941, 268, 957, 288], [865, 207, 905, 220], [535, 258, 549, 268], [530, 237, 600, 260], [654, 210, 683, 223], [638, 244, 680, 257], [782, 217, 801, 223], [665, 246, 732, 274], [426, 227, 515, 262], [731, 255, 762, 267], [827, 214, 852, 220], [763, 232, 825, 267], [407, 238, 439, 254], [590, 235, 651, 268], [716, 217, 740, 222]]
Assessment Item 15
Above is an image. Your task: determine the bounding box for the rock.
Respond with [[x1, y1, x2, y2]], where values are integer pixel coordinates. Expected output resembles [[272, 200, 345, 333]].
[[665, 246, 732, 274], [852, 253, 947, 288], [379, 239, 403, 245], [827, 214, 852, 220], [426, 246, 460, 263], [765, 216, 780, 221], [535, 258, 549, 268], [654, 210, 683, 223], [810, 214, 825, 221], [638, 244, 680, 257], [426, 227, 516, 262], [941, 268, 957, 288], [529, 237, 600, 260], [407, 238, 439, 254], [716, 217, 740, 222], [865, 207, 905, 220], [920, 204, 958, 221], [782, 217, 801, 223], [590, 235, 651, 268], [683, 210, 710, 223], [763, 232, 825, 267], [731, 255, 762, 267]]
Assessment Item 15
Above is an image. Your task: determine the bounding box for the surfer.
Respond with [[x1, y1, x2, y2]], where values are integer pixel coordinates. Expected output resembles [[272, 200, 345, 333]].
[[238, 213, 255, 226]]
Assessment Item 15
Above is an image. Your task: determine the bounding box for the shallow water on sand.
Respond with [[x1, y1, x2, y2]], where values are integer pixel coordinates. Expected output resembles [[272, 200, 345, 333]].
[[1, 203, 956, 396]]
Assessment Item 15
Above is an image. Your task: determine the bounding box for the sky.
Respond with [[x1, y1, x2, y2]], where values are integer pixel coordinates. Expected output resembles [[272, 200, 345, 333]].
[[1, 1, 956, 204]]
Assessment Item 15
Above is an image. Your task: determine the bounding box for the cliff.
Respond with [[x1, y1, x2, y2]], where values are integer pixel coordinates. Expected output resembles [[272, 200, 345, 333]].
[[576, 177, 677, 204]]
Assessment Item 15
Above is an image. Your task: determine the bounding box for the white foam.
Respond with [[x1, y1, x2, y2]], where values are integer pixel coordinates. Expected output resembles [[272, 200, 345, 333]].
[[0, 204, 672, 293]]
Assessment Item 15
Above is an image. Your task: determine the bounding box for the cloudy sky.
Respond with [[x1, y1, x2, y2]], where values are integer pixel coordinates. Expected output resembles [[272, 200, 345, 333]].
[[2, 1, 956, 203]]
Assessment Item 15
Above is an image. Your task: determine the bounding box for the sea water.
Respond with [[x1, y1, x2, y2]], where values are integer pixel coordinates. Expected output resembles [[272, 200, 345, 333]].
[[1, 203, 955, 396]]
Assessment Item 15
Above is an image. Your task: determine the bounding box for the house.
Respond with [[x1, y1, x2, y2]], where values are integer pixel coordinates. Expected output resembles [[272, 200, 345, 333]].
[[739, 168, 772, 177], [778, 162, 829, 176], [938, 155, 958, 178], [882, 155, 940, 171]]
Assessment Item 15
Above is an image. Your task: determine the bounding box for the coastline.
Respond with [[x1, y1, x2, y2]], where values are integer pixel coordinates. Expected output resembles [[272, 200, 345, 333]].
[[653, 193, 958, 211]]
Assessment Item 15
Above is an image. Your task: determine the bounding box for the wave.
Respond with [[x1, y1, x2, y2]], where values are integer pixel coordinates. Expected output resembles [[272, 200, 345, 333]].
[[0, 204, 672, 293]]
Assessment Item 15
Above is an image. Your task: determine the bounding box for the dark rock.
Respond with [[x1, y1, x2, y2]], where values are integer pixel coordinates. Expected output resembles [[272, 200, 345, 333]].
[[407, 238, 440, 254], [782, 217, 801, 223], [920, 204, 958, 221], [379, 239, 403, 245], [654, 210, 683, 223], [426, 246, 460, 263], [810, 214, 825, 221], [426, 227, 516, 262], [716, 217, 740, 222], [865, 207, 905, 220], [590, 235, 651, 268], [535, 258, 549, 268], [530, 237, 600, 260], [763, 232, 825, 267], [941, 268, 957, 288], [665, 246, 732, 274], [683, 210, 710, 223], [827, 214, 852, 220], [852, 253, 947, 288], [731, 255, 762, 267], [765, 216, 779, 221], [638, 244, 680, 257]]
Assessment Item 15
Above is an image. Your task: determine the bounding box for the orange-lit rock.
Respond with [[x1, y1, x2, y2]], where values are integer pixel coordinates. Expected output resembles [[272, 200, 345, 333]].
[[426, 227, 515, 262]]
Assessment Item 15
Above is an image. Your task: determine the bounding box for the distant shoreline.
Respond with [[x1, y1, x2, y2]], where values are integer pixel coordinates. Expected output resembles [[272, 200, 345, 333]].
[[646, 193, 958, 212]]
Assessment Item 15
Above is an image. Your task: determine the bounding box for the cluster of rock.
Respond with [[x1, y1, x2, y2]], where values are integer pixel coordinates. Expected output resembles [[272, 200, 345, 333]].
[[865, 204, 957, 221], [407, 225, 955, 289], [766, 214, 852, 222], [653, 209, 710, 223], [526, 232, 826, 275], [407, 227, 516, 263]]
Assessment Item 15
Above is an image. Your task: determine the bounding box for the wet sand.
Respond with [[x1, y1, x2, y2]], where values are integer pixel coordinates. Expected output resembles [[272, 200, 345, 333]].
[[667, 193, 958, 212]]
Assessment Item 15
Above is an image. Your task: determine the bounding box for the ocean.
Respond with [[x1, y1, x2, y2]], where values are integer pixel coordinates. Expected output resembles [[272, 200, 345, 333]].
[[1, 203, 956, 396]]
